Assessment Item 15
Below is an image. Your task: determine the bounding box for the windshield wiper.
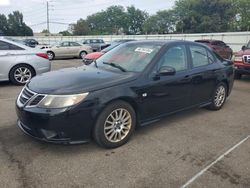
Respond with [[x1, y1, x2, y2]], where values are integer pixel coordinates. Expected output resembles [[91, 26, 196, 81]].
[[93, 59, 98, 68], [103, 62, 127, 72]]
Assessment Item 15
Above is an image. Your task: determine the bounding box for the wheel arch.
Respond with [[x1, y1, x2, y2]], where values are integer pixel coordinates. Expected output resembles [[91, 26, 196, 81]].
[[221, 79, 229, 96]]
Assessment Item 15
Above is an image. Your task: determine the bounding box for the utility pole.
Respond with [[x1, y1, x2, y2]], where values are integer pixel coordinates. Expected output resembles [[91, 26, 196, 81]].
[[46, 1, 50, 35]]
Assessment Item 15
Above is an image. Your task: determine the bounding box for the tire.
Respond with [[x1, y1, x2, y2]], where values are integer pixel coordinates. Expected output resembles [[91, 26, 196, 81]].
[[234, 72, 242, 80], [207, 82, 227, 111], [93, 100, 136, 148], [47, 51, 55, 60], [9, 64, 35, 85], [79, 51, 87, 59]]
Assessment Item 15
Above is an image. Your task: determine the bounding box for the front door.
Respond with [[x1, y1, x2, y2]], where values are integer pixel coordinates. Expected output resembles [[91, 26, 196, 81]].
[[137, 44, 192, 121]]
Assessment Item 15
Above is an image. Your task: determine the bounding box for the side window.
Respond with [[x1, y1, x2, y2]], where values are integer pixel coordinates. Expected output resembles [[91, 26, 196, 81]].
[[207, 50, 215, 64], [190, 45, 209, 67], [0, 41, 10, 50], [70, 42, 81, 46], [9, 44, 24, 50], [61, 42, 69, 47], [158, 45, 187, 72]]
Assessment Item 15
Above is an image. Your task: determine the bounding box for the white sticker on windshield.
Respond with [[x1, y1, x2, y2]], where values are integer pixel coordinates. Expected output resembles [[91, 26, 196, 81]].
[[135, 47, 153, 54]]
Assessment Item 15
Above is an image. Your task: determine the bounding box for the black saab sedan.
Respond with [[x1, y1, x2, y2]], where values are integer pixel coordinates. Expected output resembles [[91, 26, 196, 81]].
[[16, 40, 234, 148]]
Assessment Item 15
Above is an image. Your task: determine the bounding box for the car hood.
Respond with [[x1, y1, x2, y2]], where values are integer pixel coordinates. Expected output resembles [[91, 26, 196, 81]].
[[235, 49, 250, 56], [85, 52, 104, 60], [27, 65, 138, 94]]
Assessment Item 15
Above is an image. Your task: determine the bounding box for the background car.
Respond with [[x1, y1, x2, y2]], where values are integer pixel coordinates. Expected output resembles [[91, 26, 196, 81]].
[[195, 39, 233, 59], [46, 41, 92, 60], [16, 40, 234, 148], [23, 38, 39, 48], [80, 39, 106, 52], [0, 38, 50, 85], [83, 39, 135, 65], [233, 41, 250, 79]]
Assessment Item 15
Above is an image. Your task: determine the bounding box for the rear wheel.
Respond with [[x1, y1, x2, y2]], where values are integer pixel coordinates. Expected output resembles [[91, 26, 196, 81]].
[[9, 64, 35, 85], [93, 100, 136, 148], [207, 82, 227, 110], [47, 51, 55, 60], [79, 51, 87, 58]]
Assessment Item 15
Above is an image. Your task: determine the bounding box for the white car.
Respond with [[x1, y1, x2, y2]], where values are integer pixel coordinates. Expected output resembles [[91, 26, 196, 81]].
[[46, 41, 92, 60], [0, 38, 51, 85]]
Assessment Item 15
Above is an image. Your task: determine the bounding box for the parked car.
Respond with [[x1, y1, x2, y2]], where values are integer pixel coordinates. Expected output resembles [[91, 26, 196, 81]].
[[195, 40, 233, 60], [23, 39, 39, 48], [233, 41, 250, 79], [0, 38, 50, 85], [80, 39, 106, 52], [46, 41, 92, 60], [16, 40, 234, 148], [83, 39, 135, 65]]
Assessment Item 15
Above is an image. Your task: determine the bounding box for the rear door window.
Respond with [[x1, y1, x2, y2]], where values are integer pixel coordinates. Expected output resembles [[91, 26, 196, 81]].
[[190, 45, 210, 67]]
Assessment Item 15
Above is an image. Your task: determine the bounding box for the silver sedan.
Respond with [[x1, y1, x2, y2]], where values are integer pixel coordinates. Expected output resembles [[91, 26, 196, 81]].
[[0, 38, 51, 85]]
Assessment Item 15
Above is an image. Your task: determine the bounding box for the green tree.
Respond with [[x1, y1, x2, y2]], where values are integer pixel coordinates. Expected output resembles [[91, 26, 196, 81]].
[[233, 0, 250, 31], [71, 18, 90, 35], [0, 14, 9, 35], [8, 11, 33, 36], [174, 0, 235, 33], [87, 11, 109, 34], [125, 6, 148, 34], [143, 10, 175, 34], [59, 30, 72, 36]]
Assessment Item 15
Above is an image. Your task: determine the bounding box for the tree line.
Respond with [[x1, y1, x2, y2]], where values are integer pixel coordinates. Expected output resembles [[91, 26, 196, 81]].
[[67, 0, 250, 36], [0, 11, 33, 36]]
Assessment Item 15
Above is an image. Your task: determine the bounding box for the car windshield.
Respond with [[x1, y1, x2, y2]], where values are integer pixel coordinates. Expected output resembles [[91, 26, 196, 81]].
[[95, 42, 163, 72]]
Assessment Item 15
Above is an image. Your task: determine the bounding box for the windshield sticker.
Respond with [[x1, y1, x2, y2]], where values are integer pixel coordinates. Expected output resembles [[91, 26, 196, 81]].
[[135, 47, 153, 54]]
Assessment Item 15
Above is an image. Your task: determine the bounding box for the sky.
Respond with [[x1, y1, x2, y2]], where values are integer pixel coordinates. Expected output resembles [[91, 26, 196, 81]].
[[0, 0, 176, 33]]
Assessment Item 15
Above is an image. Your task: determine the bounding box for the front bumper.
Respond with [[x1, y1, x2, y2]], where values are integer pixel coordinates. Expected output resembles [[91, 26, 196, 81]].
[[234, 65, 250, 74], [16, 103, 95, 144]]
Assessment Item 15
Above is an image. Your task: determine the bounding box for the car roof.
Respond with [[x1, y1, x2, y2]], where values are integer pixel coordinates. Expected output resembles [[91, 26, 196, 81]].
[[0, 37, 30, 49]]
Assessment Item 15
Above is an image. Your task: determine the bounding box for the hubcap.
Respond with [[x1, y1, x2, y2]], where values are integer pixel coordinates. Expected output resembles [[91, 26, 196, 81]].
[[214, 85, 226, 107], [81, 52, 87, 58], [14, 67, 32, 83], [48, 52, 53, 60], [104, 108, 132, 143]]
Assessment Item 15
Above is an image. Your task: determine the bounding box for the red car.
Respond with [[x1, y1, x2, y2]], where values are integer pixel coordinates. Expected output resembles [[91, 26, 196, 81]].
[[195, 40, 233, 60], [83, 39, 135, 65], [233, 41, 250, 79]]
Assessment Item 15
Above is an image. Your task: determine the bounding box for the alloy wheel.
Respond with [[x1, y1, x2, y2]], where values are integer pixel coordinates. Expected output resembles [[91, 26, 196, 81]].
[[14, 67, 32, 84], [214, 85, 226, 107], [104, 108, 132, 143]]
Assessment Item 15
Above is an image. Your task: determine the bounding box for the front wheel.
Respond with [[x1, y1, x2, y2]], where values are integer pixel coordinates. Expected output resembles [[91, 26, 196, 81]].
[[47, 51, 55, 60], [207, 82, 227, 110], [93, 100, 136, 148]]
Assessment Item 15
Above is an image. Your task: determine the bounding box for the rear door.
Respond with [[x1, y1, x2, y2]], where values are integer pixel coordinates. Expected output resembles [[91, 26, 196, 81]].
[[0, 41, 19, 80], [69, 42, 81, 56], [188, 44, 219, 106]]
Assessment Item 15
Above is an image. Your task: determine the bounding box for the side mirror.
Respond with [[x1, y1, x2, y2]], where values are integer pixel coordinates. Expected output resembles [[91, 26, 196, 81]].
[[56, 45, 60, 48], [242, 45, 246, 51], [158, 66, 176, 76]]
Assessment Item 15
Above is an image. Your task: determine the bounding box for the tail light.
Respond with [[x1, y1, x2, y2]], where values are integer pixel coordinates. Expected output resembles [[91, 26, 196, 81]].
[[36, 53, 48, 59]]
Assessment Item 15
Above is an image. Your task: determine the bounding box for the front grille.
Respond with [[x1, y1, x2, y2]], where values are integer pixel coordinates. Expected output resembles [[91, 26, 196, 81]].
[[18, 87, 45, 107], [19, 87, 35, 105], [243, 55, 250, 63]]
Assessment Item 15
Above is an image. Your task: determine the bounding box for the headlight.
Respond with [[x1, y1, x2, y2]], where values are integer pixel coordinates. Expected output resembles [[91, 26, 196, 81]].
[[37, 93, 88, 108], [234, 56, 242, 62]]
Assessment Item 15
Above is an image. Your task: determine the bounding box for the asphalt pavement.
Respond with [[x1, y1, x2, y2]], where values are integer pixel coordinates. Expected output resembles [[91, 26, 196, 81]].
[[0, 59, 249, 188]]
